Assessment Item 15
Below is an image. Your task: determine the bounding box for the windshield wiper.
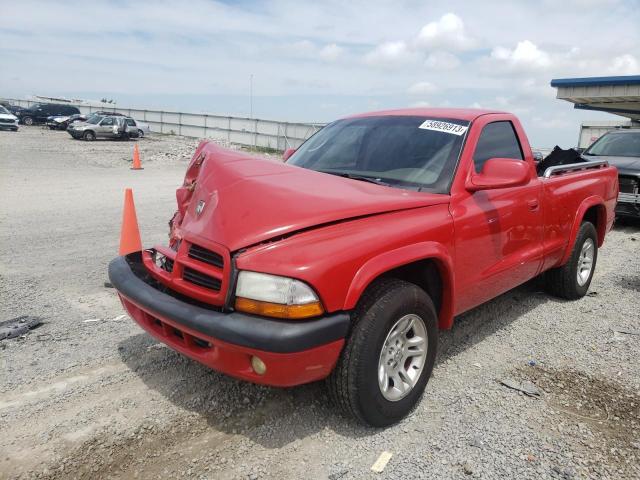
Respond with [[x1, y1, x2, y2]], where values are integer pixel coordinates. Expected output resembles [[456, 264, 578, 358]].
[[317, 170, 391, 186]]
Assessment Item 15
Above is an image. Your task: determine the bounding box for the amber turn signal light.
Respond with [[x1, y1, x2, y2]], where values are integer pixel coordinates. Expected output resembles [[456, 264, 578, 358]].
[[235, 297, 324, 319]]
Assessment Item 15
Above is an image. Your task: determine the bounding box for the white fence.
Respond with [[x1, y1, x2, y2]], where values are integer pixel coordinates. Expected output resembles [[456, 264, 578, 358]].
[[3, 98, 324, 150]]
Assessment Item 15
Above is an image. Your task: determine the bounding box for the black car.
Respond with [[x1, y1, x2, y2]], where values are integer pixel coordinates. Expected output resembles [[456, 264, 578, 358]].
[[583, 129, 640, 219], [17, 103, 80, 125], [0, 101, 26, 115]]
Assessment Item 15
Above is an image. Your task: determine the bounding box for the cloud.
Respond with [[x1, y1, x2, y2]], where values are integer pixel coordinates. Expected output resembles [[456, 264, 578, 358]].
[[409, 101, 430, 108], [609, 54, 639, 75], [415, 13, 474, 51], [285, 40, 316, 58], [364, 13, 470, 69], [425, 51, 461, 70], [319, 43, 343, 62], [364, 41, 416, 67], [490, 40, 551, 70], [407, 81, 438, 95]]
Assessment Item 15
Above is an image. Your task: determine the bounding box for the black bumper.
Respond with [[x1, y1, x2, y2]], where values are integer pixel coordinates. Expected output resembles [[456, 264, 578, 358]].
[[108, 253, 350, 353], [616, 201, 640, 218]]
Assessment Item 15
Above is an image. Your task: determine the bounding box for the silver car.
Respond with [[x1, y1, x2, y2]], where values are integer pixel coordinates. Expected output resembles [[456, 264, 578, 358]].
[[67, 115, 138, 140]]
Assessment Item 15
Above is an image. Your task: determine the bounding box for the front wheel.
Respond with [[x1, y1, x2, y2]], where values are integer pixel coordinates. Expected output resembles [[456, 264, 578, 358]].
[[545, 221, 598, 299], [22, 116, 34, 126], [83, 130, 96, 141], [138, 129, 144, 138], [327, 278, 438, 427]]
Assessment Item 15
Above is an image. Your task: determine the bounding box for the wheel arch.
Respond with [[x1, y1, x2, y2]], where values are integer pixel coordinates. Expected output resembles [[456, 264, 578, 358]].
[[560, 196, 606, 265], [343, 242, 455, 329]]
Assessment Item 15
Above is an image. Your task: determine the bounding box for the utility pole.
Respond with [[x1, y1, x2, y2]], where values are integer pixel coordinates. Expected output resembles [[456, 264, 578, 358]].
[[249, 74, 253, 119]]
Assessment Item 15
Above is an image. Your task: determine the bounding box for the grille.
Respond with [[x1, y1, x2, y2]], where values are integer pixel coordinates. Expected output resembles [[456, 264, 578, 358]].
[[0, 118, 14, 124], [183, 267, 221, 291], [188, 244, 224, 268], [619, 176, 638, 194]]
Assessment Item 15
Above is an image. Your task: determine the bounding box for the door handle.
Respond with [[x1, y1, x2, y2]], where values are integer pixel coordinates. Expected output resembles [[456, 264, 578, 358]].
[[527, 199, 539, 211]]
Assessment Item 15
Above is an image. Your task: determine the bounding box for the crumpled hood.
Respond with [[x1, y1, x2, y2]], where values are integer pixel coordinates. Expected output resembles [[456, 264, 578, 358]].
[[586, 155, 640, 176], [173, 141, 449, 251]]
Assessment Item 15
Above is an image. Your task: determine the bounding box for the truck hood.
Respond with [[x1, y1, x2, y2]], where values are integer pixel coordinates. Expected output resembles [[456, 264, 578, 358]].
[[585, 155, 640, 176], [0, 113, 17, 121], [174, 142, 449, 251]]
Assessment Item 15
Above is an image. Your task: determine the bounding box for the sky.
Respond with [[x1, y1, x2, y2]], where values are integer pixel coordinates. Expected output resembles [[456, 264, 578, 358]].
[[1, 0, 639, 147]]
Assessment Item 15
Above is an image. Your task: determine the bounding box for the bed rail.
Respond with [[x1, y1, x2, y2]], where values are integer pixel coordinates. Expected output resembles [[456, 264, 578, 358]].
[[542, 160, 609, 178]]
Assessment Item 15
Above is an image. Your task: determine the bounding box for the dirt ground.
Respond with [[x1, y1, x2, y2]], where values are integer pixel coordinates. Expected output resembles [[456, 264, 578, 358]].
[[1, 127, 639, 480]]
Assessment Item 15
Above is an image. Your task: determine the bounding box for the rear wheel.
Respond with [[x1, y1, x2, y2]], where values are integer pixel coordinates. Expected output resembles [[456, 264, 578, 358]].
[[22, 116, 34, 126], [327, 278, 438, 427], [83, 130, 96, 141], [545, 222, 598, 299]]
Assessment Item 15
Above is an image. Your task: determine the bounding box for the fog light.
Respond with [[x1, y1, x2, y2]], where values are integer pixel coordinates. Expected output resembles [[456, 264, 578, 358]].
[[251, 356, 266, 375]]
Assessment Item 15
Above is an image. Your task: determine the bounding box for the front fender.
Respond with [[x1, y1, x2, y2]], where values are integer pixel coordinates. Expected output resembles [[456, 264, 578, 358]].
[[343, 242, 455, 329], [560, 195, 606, 265]]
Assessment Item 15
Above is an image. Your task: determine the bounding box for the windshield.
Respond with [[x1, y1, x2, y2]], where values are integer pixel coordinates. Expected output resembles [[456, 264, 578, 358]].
[[287, 116, 469, 192], [0, 106, 9, 114], [86, 115, 103, 125], [585, 131, 640, 157]]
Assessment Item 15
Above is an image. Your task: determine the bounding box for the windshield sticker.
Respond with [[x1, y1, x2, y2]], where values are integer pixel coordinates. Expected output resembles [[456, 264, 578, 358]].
[[418, 120, 468, 136]]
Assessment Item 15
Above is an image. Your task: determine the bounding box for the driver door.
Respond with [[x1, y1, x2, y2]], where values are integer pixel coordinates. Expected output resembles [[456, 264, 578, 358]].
[[451, 119, 543, 314]]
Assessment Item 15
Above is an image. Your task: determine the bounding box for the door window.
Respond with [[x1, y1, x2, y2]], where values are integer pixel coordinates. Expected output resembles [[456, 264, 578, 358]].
[[473, 121, 523, 172], [100, 117, 115, 126]]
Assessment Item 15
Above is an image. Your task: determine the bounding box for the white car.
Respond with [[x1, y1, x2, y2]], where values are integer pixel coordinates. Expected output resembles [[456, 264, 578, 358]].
[[125, 118, 151, 137], [0, 106, 19, 131]]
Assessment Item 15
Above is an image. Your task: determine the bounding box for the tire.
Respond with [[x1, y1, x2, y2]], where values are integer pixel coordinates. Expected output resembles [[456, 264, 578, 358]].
[[23, 116, 34, 126], [138, 129, 144, 138], [83, 130, 96, 141], [545, 222, 598, 300], [327, 278, 438, 427]]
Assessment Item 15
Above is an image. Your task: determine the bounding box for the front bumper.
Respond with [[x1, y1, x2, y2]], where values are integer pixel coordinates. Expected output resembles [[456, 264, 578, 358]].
[[0, 121, 18, 130], [617, 192, 640, 218], [108, 253, 349, 386], [67, 129, 83, 138]]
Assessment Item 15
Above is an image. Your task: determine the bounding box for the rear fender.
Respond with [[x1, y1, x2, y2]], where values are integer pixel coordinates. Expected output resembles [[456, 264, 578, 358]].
[[560, 196, 606, 265], [343, 242, 455, 329]]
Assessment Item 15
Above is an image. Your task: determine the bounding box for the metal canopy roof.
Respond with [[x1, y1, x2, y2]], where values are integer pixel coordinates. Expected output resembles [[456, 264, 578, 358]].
[[551, 75, 640, 121]]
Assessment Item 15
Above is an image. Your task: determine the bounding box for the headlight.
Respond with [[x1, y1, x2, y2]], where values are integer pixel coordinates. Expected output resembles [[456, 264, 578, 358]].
[[234, 271, 324, 319]]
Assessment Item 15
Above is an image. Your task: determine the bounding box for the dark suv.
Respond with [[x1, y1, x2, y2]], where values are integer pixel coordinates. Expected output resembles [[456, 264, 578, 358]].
[[583, 129, 640, 219], [17, 103, 80, 125]]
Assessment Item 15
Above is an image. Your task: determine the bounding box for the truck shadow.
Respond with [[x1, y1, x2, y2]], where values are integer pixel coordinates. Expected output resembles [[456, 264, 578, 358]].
[[117, 276, 562, 450]]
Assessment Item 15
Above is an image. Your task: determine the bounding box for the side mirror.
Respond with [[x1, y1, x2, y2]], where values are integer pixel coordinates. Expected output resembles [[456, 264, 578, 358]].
[[283, 148, 296, 161], [466, 158, 530, 192]]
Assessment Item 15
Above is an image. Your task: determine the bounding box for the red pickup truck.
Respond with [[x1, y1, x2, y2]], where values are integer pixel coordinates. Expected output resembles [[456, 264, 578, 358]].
[[109, 108, 618, 426]]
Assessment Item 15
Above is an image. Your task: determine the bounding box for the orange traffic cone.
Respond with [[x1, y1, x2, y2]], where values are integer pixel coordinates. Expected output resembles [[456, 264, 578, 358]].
[[131, 144, 143, 170], [119, 188, 142, 255]]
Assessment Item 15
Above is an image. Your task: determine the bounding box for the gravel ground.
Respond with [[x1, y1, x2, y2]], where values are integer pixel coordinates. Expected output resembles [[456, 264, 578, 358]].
[[1, 126, 639, 480]]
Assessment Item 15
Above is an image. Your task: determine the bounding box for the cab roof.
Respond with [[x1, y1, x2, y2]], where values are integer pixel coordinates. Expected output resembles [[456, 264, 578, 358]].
[[347, 107, 508, 122]]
